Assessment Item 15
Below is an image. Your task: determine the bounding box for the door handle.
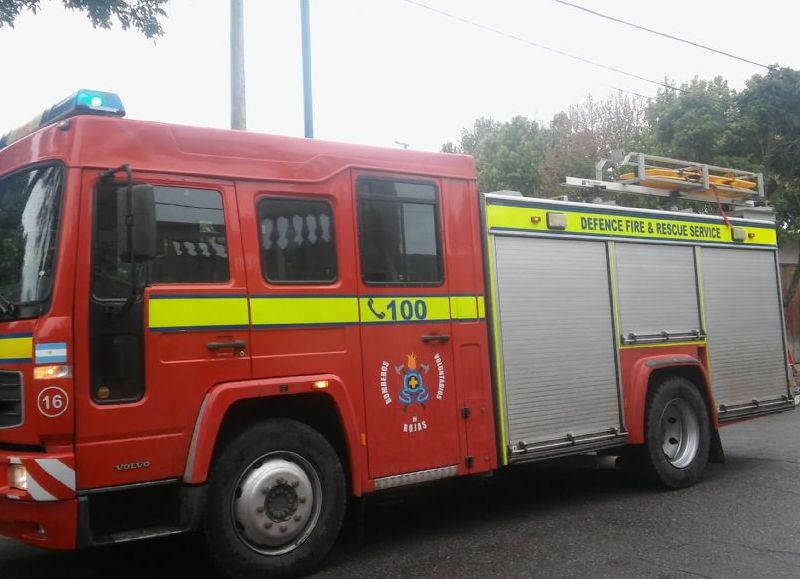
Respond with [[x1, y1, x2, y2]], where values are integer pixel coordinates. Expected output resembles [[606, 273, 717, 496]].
[[421, 334, 450, 343], [207, 340, 246, 352]]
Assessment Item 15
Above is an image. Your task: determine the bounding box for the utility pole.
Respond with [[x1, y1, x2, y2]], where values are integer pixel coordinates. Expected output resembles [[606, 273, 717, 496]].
[[301, 0, 314, 138], [230, 0, 246, 130]]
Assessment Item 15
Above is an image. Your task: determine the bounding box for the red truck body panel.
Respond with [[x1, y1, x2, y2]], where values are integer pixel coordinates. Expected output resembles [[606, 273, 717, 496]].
[[0, 111, 789, 554]]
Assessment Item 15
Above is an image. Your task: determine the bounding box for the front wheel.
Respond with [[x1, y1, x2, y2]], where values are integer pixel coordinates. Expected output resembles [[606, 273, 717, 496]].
[[203, 419, 346, 578], [641, 377, 711, 489]]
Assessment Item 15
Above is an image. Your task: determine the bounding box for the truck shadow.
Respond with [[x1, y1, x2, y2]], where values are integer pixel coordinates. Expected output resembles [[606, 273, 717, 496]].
[[0, 458, 760, 578], [317, 457, 752, 576]]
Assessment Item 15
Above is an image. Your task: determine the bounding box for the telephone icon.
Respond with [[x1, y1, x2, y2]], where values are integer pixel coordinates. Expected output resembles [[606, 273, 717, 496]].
[[367, 297, 386, 320]]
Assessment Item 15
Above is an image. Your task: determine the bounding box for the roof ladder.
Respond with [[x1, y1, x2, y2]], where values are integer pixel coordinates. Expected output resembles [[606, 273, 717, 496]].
[[563, 152, 765, 206]]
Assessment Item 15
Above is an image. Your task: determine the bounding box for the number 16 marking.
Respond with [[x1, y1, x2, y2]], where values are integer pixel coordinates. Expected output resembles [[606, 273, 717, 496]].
[[37, 386, 69, 418]]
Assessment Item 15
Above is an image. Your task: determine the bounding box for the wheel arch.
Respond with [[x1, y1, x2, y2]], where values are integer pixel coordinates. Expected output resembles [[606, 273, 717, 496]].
[[183, 375, 363, 496], [625, 355, 718, 444]]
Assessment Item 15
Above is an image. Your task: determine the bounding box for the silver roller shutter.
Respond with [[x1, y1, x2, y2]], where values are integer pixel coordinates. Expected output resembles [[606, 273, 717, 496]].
[[701, 247, 788, 408], [615, 243, 700, 339], [492, 236, 622, 450]]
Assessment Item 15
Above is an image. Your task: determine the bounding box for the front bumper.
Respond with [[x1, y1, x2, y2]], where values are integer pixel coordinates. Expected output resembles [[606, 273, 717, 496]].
[[0, 450, 77, 550], [0, 496, 76, 549]]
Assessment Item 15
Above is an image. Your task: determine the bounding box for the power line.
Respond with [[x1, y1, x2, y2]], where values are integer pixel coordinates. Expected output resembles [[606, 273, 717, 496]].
[[604, 85, 649, 100], [553, 0, 772, 70], [400, 0, 684, 95]]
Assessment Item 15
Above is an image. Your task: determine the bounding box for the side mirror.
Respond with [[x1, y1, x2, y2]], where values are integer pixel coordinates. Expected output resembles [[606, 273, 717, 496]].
[[119, 184, 157, 262]]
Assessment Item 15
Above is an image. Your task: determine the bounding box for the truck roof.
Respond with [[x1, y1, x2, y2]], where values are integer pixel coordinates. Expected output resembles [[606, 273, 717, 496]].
[[0, 115, 477, 184]]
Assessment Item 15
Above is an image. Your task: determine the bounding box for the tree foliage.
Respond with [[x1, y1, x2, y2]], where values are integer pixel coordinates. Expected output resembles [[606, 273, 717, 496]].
[[732, 68, 800, 304], [538, 92, 648, 194], [443, 116, 548, 196], [646, 77, 736, 164], [445, 67, 800, 304], [443, 92, 648, 200], [0, 0, 168, 38]]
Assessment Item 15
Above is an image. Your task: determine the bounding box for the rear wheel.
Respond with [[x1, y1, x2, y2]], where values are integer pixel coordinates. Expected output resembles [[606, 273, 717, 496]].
[[203, 419, 346, 578], [641, 377, 710, 489]]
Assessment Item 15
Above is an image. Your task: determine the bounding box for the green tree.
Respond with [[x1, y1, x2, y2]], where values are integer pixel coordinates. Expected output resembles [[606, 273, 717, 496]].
[[622, 68, 800, 305], [443, 116, 548, 196], [0, 0, 168, 38], [728, 67, 800, 306], [538, 92, 648, 195], [446, 68, 800, 304], [645, 76, 736, 164], [443, 93, 649, 199]]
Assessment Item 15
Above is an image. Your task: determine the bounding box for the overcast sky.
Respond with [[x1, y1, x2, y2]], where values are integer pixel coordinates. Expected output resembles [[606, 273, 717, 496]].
[[1, 0, 798, 152]]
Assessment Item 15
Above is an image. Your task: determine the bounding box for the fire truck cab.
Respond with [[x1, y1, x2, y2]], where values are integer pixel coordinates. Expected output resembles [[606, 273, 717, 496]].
[[0, 91, 794, 578]]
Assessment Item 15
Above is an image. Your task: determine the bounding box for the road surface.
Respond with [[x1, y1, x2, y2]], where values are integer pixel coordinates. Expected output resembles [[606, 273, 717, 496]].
[[1, 410, 799, 578]]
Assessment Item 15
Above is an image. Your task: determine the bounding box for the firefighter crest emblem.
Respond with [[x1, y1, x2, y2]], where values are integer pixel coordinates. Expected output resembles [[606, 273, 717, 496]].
[[379, 352, 446, 433], [399, 353, 430, 409]]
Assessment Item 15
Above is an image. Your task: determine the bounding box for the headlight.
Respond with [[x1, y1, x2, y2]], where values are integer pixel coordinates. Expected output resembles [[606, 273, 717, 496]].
[[9, 464, 27, 490]]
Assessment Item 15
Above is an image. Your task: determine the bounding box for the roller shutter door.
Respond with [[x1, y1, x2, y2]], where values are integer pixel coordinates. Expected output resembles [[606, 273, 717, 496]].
[[701, 247, 788, 409], [492, 236, 622, 450]]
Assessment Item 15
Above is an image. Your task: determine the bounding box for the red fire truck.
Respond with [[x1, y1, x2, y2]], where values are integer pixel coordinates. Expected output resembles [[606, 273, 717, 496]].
[[0, 90, 795, 577]]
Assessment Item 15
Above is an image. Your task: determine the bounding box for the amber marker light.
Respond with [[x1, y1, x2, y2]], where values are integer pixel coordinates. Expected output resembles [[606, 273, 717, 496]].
[[34, 365, 72, 380], [311, 380, 330, 390]]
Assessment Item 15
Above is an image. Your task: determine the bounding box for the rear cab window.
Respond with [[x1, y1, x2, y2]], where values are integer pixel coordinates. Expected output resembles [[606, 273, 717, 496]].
[[257, 197, 337, 284], [356, 178, 442, 286]]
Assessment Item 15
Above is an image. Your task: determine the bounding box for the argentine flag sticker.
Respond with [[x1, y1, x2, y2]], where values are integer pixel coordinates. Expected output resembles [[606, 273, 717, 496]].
[[35, 342, 68, 364]]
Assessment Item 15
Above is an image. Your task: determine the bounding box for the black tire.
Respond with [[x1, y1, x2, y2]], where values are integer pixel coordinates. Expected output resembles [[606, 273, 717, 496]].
[[203, 419, 346, 578], [641, 377, 711, 489]]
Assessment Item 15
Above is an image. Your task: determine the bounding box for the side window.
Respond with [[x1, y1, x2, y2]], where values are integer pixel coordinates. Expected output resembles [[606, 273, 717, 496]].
[[94, 185, 229, 298], [356, 178, 442, 285], [150, 187, 229, 284], [258, 197, 337, 283]]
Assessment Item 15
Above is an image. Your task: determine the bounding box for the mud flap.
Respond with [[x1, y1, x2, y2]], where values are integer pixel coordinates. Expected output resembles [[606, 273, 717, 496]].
[[709, 429, 725, 464]]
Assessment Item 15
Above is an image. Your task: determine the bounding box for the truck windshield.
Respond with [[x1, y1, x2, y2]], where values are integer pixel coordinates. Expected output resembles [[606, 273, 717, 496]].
[[0, 164, 64, 317]]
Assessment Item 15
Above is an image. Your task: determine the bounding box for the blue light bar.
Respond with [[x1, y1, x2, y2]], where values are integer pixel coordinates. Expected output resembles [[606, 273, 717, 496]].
[[0, 89, 125, 151], [43, 89, 125, 124]]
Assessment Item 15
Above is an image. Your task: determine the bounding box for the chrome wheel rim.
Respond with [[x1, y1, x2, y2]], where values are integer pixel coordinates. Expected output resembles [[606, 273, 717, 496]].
[[232, 451, 322, 556], [659, 398, 700, 468]]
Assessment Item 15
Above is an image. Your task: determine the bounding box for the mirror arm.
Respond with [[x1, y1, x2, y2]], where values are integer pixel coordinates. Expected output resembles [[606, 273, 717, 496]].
[[100, 164, 141, 320], [124, 165, 138, 301]]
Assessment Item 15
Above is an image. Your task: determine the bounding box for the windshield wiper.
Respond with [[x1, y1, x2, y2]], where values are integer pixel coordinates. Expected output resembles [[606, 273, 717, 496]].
[[0, 293, 17, 319]]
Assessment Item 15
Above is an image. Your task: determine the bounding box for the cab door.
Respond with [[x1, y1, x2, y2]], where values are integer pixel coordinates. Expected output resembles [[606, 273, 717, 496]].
[[74, 173, 250, 489], [354, 174, 461, 480]]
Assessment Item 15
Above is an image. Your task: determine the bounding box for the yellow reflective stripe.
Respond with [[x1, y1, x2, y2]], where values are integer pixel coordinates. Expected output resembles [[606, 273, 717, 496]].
[[0, 335, 32, 362], [149, 297, 249, 331], [485, 236, 509, 465], [486, 202, 777, 246], [359, 296, 450, 324], [147, 294, 488, 330], [450, 296, 479, 320], [694, 245, 708, 334], [608, 242, 623, 347], [450, 296, 486, 320], [250, 296, 359, 327]]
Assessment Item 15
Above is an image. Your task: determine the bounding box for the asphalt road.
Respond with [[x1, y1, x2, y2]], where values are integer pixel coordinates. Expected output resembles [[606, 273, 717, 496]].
[[2, 410, 799, 578]]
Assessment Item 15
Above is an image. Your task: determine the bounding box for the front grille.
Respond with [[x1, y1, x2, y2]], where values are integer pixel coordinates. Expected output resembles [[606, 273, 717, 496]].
[[0, 371, 23, 428]]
